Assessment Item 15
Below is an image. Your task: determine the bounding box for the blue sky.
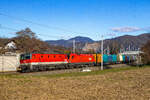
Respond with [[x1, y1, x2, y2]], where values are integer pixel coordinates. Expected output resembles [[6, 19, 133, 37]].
[[0, 0, 150, 40]]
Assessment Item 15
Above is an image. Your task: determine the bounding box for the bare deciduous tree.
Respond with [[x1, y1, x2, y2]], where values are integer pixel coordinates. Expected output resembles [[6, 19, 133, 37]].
[[141, 40, 150, 64], [14, 28, 50, 53]]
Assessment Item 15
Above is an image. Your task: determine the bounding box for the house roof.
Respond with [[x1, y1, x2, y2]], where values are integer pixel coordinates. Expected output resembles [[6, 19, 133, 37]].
[[4, 40, 16, 45]]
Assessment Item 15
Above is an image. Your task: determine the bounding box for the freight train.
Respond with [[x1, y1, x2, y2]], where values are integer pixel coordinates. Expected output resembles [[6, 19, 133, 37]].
[[18, 53, 136, 72]]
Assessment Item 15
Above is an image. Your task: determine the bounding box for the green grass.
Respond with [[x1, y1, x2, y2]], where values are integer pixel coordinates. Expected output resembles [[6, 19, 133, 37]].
[[0, 65, 149, 79], [41, 66, 149, 78], [0, 73, 28, 79]]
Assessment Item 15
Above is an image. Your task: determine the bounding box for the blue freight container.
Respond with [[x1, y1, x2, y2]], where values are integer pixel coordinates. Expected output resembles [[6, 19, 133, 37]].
[[108, 55, 113, 63], [122, 55, 125, 62], [126, 56, 130, 62], [128, 56, 130, 61], [112, 55, 117, 63], [103, 54, 108, 63]]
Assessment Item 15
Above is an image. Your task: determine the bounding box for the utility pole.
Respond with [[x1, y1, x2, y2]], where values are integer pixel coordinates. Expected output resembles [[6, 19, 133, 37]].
[[107, 46, 110, 55], [73, 40, 75, 53], [101, 35, 103, 70], [100, 33, 116, 70]]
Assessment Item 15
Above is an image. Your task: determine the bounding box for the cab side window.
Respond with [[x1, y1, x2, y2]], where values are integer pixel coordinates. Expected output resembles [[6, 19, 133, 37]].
[[25, 55, 30, 59], [72, 56, 74, 59]]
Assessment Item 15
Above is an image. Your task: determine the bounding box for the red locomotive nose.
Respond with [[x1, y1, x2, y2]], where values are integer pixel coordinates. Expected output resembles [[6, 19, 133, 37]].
[[64, 59, 68, 62]]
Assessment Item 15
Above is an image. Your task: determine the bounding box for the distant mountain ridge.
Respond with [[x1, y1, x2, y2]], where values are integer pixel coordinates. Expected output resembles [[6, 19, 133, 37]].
[[46, 36, 94, 48], [83, 33, 150, 52], [46, 33, 150, 52]]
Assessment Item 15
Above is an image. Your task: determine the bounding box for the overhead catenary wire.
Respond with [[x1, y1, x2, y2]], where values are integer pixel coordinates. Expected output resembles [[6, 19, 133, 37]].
[[0, 25, 84, 54], [0, 12, 92, 36], [0, 25, 65, 38], [0, 25, 79, 54], [0, 24, 18, 31], [0, 24, 92, 43], [0, 12, 95, 51]]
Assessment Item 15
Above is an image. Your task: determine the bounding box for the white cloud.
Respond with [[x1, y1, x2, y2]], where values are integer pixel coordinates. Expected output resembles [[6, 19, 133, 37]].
[[111, 27, 141, 32]]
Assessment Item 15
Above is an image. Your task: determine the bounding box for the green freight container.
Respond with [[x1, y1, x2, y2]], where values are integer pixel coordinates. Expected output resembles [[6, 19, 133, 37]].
[[112, 55, 117, 63], [103, 54, 108, 63]]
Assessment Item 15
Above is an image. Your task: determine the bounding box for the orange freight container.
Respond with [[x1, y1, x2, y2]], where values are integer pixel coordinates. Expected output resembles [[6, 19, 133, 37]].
[[93, 54, 102, 65]]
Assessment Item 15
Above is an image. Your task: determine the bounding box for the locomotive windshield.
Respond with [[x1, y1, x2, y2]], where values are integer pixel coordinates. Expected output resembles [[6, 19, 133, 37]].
[[20, 53, 32, 60]]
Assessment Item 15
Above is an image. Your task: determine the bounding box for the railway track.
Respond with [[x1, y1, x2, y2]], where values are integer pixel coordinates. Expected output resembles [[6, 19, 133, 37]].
[[0, 64, 129, 76], [20, 66, 100, 76], [0, 66, 99, 76]]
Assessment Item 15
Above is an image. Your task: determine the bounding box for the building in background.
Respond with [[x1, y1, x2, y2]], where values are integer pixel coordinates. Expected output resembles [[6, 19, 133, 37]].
[[4, 40, 16, 49]]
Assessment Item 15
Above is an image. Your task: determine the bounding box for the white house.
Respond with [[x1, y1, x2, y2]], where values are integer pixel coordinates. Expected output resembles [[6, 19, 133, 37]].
[[4, 41, 17, 49]]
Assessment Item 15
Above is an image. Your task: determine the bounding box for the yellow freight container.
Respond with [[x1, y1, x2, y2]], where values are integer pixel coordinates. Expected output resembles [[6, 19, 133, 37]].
[[117, 54, 123, 62], [93, 54, 102, 64]]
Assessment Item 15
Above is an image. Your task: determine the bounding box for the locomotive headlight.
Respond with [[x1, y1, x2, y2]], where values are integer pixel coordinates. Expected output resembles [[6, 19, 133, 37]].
[[89, 58, 92, 60]]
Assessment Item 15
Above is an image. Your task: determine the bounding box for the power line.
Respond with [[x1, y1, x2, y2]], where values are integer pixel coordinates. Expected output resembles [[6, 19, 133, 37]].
[[0, 12, 91, 36], [0, 25, 18, 31], [0, 25, 69, 39]]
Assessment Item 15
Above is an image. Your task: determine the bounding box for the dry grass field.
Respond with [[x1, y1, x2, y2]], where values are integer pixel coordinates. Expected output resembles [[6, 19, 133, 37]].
[[0, 66, 150, 100]]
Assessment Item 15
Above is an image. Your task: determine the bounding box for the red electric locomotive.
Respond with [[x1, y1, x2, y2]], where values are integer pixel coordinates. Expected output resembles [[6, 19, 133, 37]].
[[68, 54, 95, 67], [19, 53, 68, 72], [19, 53, 95, 72]]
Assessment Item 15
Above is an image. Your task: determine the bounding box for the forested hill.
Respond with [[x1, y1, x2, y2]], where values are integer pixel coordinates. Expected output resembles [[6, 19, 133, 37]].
[[45, 36, 94, 48], [83, 33, 150, 52], [46, 33, 150, 52]]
